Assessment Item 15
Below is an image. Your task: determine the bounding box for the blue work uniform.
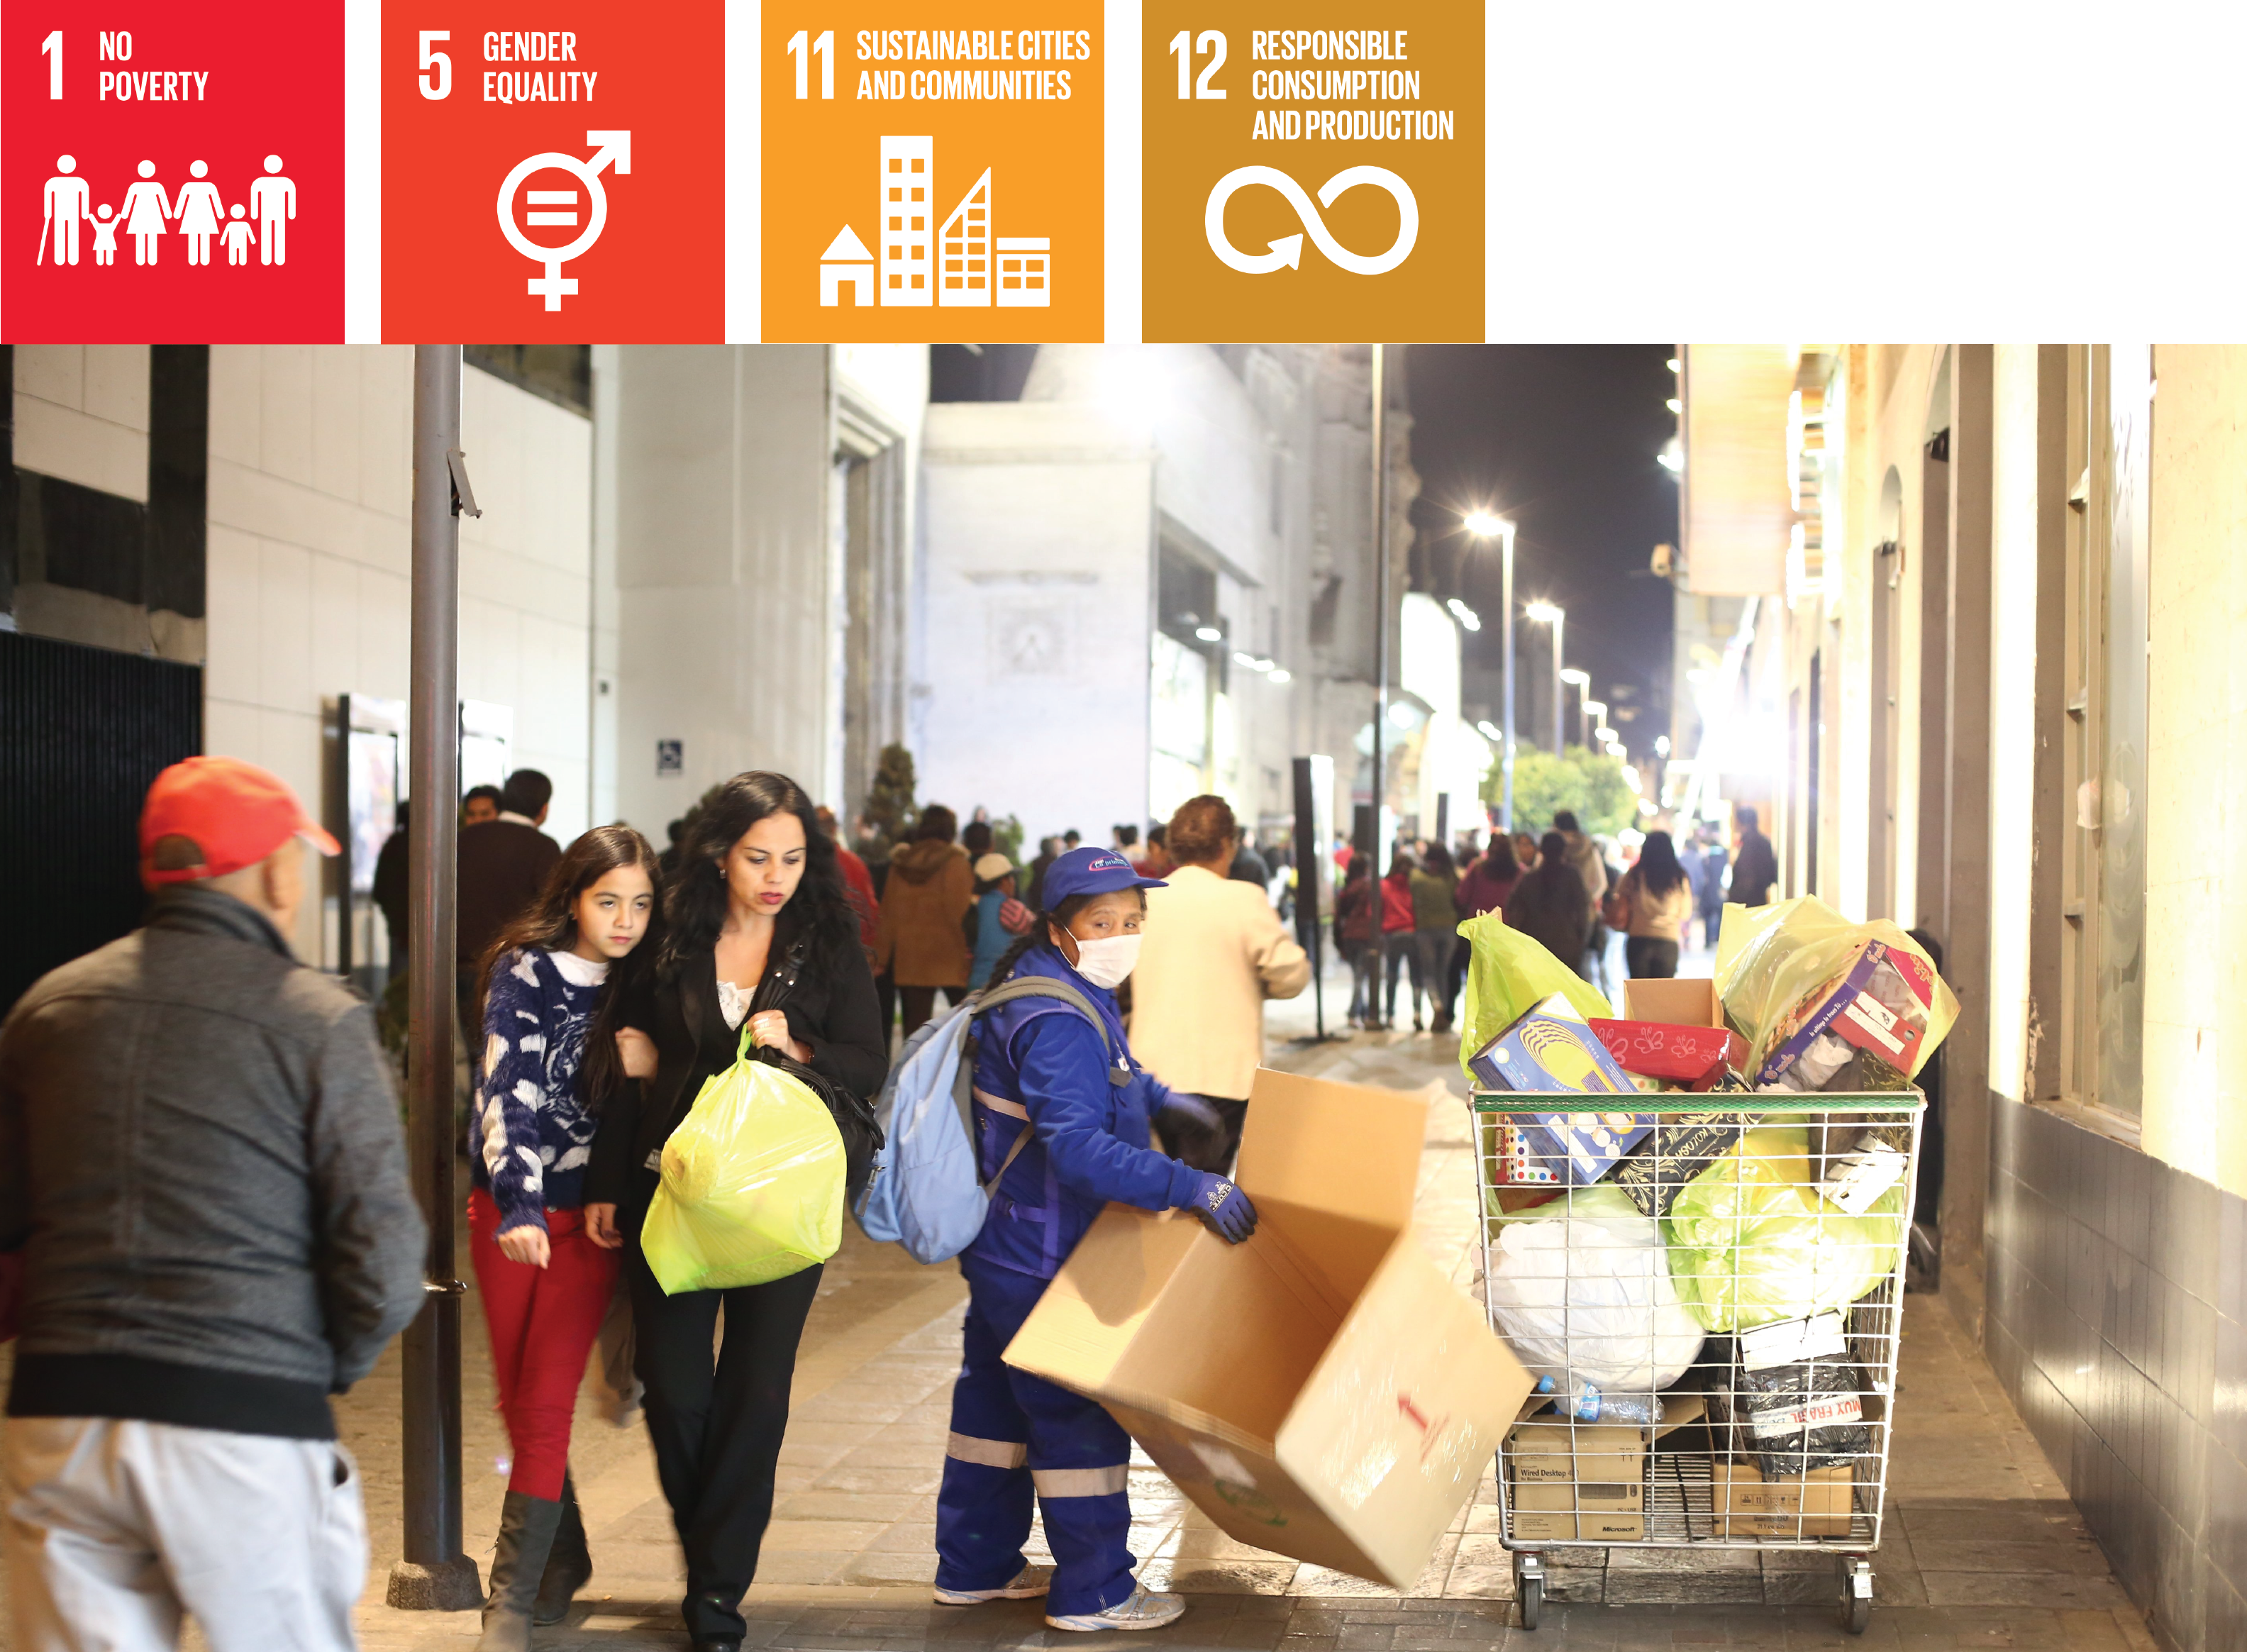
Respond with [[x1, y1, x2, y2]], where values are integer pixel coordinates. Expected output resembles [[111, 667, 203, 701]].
[[932, 946, 1202, 1617]]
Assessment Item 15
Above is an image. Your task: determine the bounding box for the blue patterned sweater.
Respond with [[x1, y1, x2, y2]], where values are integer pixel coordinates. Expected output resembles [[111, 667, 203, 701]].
[[473, 947, 610, 1232]]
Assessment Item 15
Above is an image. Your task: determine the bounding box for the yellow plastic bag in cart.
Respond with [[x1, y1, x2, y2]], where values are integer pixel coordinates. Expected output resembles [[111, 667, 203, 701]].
[[1455, 911, 1613, 1090], [1663, 1125, 1905, 1334], [1712, 896, 1959, 1089], [640, 1025, 845, 1295]]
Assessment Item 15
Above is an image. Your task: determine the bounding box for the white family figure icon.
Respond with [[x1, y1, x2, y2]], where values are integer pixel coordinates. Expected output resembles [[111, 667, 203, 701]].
[[38, 155, 297, 269]]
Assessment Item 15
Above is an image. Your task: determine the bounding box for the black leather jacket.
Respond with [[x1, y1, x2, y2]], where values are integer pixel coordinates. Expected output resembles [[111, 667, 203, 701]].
[[585, 908, 888, 1209]]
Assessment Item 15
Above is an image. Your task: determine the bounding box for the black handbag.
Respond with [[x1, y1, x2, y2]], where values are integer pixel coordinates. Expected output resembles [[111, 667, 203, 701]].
[[753, 938, 884, 1203]]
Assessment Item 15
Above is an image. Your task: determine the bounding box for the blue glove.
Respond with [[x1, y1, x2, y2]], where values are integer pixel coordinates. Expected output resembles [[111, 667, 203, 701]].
[[1185, 1173, 1258, 1244]]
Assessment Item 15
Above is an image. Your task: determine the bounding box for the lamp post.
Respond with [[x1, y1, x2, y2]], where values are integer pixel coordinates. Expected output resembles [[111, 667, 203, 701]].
[[1525, 601, 1565, 756], [1463, 511, 1516, 829], [1560, 667, 1589, 748]]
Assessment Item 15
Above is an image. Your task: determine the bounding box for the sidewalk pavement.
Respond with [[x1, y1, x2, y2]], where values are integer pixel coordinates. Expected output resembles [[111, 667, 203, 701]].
[[333, 972, 2156, 1651]]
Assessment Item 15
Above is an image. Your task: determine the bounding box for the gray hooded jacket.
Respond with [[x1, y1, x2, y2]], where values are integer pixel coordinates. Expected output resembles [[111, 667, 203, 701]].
[[0, 885, 426, 1439]]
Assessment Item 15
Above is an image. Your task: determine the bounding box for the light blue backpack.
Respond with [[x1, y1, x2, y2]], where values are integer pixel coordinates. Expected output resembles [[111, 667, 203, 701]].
[[853, 975, 1121, 1265]]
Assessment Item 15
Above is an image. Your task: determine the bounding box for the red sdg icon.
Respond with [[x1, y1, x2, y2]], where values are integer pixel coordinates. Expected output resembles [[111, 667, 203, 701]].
[[494, 130, 628, 311]]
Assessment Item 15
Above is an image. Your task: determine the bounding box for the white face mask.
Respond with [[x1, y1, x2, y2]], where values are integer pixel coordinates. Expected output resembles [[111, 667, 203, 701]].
[[1070, 933, 1142, 990]]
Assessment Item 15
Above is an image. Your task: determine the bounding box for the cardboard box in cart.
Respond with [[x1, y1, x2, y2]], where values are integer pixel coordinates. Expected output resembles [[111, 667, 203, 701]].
[[1004, 1070, 1536, 1589]]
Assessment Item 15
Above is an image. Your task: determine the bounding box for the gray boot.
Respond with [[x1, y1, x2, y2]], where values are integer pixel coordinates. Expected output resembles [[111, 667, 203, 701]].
[[533, 1471, 593, 1626], [479, 1490, 563, 1652]]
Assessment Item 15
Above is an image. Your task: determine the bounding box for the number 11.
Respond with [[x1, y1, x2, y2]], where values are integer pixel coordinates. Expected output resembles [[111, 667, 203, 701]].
[[787, 28, 833, 99]]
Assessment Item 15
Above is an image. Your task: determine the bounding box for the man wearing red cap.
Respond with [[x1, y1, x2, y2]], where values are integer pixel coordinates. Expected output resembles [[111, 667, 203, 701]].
[[0, 756, 426, 1651]]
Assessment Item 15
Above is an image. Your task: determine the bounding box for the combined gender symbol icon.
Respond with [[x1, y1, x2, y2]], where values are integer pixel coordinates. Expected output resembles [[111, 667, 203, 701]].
[[496, 129, 631, 311]]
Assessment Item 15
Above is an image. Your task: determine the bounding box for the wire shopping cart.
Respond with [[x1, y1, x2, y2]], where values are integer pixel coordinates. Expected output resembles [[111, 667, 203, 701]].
[[1470, 1091, 1923, 1636]]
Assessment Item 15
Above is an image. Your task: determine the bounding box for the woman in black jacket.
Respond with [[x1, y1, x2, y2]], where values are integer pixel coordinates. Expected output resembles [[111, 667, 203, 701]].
[[584, 772, 887, 1652], [1505, 830, 1596, 982]]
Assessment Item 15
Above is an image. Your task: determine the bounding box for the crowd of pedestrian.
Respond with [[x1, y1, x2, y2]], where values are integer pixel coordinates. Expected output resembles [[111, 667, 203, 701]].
[[0, 747, 1782, 1652]]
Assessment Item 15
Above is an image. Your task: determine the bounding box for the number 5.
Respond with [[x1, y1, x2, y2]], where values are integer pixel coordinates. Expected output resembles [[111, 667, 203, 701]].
[[418, 30, 451, 100]]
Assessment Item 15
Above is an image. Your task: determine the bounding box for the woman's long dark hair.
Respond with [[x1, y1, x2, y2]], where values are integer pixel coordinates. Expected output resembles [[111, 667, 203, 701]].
[[1635, 830, 1687, 898], [1421, 843, 1455, 880], [1483, 834, 1519, 879], [657, 770, 860, 981], [478, 824, 664, 1099]]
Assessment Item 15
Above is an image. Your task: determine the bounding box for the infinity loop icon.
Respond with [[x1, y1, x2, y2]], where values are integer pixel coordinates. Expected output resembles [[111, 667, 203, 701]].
[[1203, 165, 1419, 277]]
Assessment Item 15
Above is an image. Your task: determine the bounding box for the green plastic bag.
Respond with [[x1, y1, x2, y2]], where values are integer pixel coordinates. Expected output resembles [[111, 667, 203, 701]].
[[1661, 1125, 1904, 1334], [1455, 910, 1613, 1089], [640, 1025, 845, 1295]]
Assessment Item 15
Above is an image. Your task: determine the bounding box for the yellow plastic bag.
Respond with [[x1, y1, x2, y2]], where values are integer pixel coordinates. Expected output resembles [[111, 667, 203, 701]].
[[1663, 1125, 1906, 1333], [1455, 910, 1613, 1089], [640, 1026, 845, 1295], [1711, 896, 1958, 1088]]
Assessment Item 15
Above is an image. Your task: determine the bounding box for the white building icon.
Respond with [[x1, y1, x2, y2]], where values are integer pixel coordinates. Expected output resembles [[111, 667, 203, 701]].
[[821, 140, 1050, 309], [820, 227, 873, 306], [938, 170, 991, 306], [880, 136, 932, 306]]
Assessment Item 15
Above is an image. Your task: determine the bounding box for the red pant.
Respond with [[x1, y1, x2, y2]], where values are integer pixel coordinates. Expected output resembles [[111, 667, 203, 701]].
[[468, 1190, 619, 1501]]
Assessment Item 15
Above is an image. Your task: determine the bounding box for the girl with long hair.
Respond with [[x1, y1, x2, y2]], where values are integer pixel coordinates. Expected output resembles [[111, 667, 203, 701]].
[[1614, 828, 1693, 979], [469, 824, 662, 1650], [583, 772, 887, 1652], [931, 848, 1255, 1634]]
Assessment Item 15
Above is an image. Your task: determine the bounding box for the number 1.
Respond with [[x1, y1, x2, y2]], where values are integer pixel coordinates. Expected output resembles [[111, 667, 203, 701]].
[[42, 30, 60, 99], [787, 28, 833, 99]]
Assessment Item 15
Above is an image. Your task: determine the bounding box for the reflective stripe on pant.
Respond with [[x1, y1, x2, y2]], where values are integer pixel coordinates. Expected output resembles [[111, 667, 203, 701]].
[[1, 1416, 365, 1652], [934, 1262, 1136, 1617]]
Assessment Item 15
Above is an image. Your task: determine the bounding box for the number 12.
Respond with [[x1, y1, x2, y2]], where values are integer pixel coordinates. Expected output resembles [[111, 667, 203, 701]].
[[1168, 29, 1226, 99]]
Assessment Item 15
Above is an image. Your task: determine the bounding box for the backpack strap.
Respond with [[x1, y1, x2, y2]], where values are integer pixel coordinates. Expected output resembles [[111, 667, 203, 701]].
[[969, 975, 1131, 1086], [960, 974, 1132, 1201]]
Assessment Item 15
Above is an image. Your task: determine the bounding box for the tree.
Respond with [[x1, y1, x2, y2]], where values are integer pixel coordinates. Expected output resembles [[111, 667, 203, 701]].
[[863, 744, 919, 850], [1487, 746, 1638, 839]]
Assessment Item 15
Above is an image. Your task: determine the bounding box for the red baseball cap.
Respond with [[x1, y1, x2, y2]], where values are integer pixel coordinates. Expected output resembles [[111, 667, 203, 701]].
[[140, 756, 340, 889]]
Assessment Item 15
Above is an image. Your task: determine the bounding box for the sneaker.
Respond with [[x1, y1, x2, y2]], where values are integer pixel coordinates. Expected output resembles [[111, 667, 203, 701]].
[[1046, 1585, 1188, 1632], [933, 1565, 1053, 1605]]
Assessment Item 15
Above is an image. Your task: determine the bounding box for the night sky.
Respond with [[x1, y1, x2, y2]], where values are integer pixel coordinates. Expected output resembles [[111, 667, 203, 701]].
[[1404, 345, 1680, 757]]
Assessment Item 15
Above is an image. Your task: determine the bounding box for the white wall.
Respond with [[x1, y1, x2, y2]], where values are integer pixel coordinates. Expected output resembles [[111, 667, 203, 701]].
[[201, 347, 593, 959], [611, 345, 914, 836], [13, 345, 150, 501], [919, 398, 1154, 843]]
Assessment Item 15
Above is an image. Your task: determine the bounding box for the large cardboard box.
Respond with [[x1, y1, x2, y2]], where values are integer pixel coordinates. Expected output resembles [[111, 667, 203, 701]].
[[1710, 1461, 1856, 1536], [1003, 1070, 1535, 1589]]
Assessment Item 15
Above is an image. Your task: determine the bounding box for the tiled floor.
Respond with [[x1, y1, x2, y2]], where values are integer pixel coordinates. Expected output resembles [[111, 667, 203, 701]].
[[3, 956, 2138, 1652]]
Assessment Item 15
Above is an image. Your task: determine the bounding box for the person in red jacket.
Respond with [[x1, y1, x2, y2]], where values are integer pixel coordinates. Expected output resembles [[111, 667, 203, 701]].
[[817, 806, 880, 963], [1378, 849, 1418, 1031], [1334, 855, 1377, 1028]]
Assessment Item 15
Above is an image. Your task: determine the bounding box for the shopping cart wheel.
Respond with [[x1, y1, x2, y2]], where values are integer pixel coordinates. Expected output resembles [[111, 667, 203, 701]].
[[1513, 1552, 1543, 1630], [1838, 1557, 1872, 1634]]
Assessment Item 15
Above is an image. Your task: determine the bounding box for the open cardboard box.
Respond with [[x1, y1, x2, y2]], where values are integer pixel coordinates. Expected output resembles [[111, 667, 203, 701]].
[[1004, 1069, 1534, 1588], [1622, 976, 1722, 1029]]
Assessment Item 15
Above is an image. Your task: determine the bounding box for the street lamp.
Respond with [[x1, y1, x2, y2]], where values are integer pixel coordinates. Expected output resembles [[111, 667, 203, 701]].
[[1524, 600, 1565, 755], [1560, 666, 1589, 747], [1465, 511, 1517, 828]]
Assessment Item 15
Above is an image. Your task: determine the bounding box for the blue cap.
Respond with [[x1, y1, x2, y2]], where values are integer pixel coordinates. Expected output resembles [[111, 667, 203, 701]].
[[1040, 846, 1166, 909]]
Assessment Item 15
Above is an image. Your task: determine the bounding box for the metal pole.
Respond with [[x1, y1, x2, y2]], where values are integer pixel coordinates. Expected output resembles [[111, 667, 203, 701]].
[[1370, 344, 1389, 865], [387, 346, 481, 1612], [1499, 524, 1516, 831], [1552, 611, 1566, 756]]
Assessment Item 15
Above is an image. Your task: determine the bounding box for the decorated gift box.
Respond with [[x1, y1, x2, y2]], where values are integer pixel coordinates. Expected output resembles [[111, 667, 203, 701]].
[[1587, 1018, 1749, 1086]]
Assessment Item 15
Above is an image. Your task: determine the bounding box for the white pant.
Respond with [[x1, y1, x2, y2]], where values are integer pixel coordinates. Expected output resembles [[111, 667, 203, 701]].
[[3, 1416, 365, 1652]]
